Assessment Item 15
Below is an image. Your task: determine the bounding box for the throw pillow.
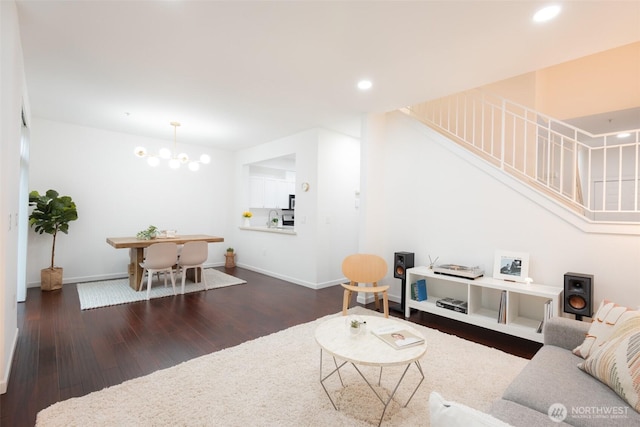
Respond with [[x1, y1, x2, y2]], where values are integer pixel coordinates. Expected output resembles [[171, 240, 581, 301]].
[[429, 391, 512, 427], [578, 315, 640, 413], [573, 299, 640, 359]]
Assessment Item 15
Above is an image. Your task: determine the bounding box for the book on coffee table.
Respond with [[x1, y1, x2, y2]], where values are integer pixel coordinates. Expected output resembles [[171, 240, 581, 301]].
[[372, 325, 425, 350]]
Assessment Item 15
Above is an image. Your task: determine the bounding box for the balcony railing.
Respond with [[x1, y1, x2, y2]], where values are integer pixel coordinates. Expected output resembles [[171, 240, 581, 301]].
[[402, 89, 640, 223]]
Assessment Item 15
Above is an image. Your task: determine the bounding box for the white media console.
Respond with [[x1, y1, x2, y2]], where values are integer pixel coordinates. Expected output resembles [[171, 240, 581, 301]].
[[405, 266, 563, 343]]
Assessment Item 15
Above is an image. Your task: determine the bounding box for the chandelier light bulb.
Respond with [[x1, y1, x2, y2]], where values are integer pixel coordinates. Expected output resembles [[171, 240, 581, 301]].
[[133, 121, 210, 171], [134, 146, 147, 157]]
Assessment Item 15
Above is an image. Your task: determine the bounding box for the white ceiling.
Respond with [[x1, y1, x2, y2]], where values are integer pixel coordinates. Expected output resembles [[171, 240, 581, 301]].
[[565, 107, 640, 134], [16, 1, 640, 151]]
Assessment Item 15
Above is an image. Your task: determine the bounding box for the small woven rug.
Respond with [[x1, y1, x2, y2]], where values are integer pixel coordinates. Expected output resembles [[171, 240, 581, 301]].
[[76, 268, 246, 310]]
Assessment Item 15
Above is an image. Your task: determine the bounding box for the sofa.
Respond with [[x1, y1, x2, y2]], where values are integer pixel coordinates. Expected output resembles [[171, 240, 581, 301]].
[[487, 315, 640, 426]]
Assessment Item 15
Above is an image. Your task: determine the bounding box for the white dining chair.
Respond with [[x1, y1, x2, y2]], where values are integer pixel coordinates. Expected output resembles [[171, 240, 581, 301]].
[[139, 242, 178, 300], [177, 241, 208, 294]]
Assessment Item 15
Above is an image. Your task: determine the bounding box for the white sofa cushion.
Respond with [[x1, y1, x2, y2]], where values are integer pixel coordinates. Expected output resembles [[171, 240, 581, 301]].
[[429, 391, 512, 427], [573, 299, 640, 359]]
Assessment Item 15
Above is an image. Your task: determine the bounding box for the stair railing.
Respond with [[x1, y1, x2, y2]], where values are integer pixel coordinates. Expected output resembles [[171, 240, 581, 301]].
[[402, 89, 640, 222]]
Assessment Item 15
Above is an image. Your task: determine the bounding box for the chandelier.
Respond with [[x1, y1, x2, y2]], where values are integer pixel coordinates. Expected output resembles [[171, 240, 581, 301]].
[[134, 121, 211, 171]]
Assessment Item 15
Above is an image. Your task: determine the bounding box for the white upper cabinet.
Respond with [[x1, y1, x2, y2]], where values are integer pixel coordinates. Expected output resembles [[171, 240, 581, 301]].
[[248, 155, 296, 209], [250, 177, 295, 208]]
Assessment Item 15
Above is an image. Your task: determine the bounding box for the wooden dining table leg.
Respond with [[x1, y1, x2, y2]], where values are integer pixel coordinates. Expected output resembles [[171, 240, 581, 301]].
[[185, 269, 202, 283], [128, 248, 145, 291]]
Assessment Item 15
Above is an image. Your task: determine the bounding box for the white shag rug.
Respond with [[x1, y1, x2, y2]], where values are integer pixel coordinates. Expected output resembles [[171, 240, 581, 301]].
[[36, 307, 528, 426], [76, 268, 246, 310]]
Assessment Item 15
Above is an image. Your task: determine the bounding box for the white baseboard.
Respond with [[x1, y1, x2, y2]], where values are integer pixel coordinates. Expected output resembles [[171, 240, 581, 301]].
[[26, 262, 226, 288], [234, 263, 344, 290], [233, 263, 404, 303], [356, 293, 401, 305], [25, 263, 399, 306], [1, 327, 19, 394]]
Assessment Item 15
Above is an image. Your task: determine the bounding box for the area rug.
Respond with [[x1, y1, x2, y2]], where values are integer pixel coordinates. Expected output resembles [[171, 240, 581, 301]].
[[36, 307, 527, 426], [76, 268, 246, 310]]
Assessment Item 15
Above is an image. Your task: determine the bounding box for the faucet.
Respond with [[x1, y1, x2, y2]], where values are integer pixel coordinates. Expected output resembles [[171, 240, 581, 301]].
[[268, 210, 279, 227]]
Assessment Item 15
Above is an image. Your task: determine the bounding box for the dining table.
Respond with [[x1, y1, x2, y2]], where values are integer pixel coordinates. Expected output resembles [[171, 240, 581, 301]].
[[106, 234, 225, 291]]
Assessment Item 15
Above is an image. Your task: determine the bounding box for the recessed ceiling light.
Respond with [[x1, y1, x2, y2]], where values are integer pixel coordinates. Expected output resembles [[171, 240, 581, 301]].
[[357, 80, 372, 90], [617, 132, 631, 139], [533, 5, 561, 23]]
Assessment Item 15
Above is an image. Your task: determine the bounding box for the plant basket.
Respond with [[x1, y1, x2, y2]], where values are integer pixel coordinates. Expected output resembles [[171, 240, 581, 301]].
[[225, 252, 236, 268], [41, 267, 63, 291]]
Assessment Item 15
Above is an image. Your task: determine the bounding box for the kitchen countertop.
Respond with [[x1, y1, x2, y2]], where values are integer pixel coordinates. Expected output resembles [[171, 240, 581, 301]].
[[239, 226, 296, 235]]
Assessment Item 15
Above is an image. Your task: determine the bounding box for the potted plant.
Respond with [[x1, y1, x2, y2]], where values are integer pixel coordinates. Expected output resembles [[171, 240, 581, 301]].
[[28, 189, 78, 291], [271, 217, 279, 227], [136, 225, 158, 240], [225, 247, 236, 268], [350, 319, 361, 335]]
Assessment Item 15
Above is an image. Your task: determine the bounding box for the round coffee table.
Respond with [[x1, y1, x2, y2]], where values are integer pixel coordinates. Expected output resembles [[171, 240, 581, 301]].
[[315, 315, 427, 426]]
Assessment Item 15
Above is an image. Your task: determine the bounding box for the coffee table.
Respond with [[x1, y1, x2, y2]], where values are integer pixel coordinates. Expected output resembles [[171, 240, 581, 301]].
[[315, 315, 427, 426]]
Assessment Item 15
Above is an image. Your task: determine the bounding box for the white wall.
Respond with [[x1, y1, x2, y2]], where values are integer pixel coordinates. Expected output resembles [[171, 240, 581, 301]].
[[371, 112, 640, 309], [231, 128, 360, 288], [27, 119, 234, 285], [316, 129, 360, 284], [232, 129, 318, 285], [0, 0, 25, 394], [26, 120, 362, 291]]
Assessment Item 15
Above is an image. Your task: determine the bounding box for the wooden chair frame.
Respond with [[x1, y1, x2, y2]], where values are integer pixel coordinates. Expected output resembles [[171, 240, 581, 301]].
[[341, 254, 389, 318]]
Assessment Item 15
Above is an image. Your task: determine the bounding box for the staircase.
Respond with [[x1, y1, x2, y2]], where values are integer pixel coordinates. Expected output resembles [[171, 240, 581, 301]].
[[401, 89, 640, 224]]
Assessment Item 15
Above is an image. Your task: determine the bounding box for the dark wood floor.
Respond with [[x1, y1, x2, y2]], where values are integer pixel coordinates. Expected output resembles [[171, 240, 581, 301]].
[[0, 267, 541, 427]]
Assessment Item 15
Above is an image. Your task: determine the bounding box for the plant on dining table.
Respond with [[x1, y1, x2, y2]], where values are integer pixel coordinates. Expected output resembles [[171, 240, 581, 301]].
[[136, 225, 158, 240]]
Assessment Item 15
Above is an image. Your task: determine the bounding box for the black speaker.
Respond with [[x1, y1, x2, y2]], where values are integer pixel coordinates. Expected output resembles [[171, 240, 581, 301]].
[[394, 252, 415, 280], [564, 273, 593, 319]]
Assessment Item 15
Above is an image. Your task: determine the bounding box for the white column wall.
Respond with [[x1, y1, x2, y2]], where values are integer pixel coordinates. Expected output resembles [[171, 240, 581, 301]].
[[359, 114, 389, 254], [0, 0, 25, 394], [315, 129, 360, 284]]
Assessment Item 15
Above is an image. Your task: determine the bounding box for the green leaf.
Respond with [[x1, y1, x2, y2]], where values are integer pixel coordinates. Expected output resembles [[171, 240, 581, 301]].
[[28, 189, 78, 268]]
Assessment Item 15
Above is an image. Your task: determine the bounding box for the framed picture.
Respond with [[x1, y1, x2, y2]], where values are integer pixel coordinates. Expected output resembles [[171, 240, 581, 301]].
[[493, 250, 529, 283]]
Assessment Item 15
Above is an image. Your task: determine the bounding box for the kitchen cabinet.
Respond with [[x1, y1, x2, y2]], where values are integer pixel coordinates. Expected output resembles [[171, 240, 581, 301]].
[[249, 177, 266, 208], [250, 176, 295, 209]]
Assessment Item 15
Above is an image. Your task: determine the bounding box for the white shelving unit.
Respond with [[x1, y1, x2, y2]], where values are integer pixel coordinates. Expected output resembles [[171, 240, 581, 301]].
[[405, 266, 563, 343]]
